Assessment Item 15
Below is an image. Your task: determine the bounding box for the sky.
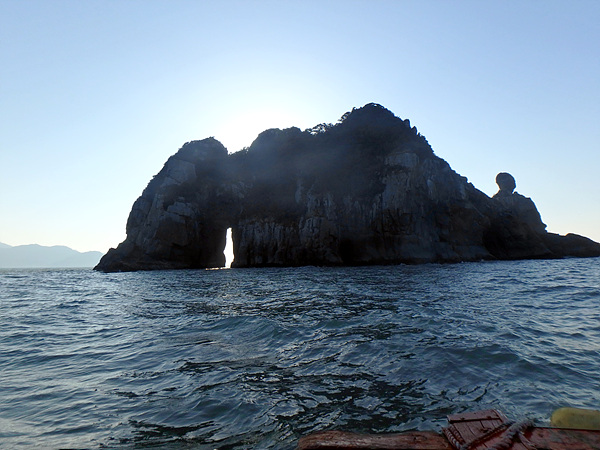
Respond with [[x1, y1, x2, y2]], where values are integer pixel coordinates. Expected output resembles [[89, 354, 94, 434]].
[[1, 0, 598, 253]]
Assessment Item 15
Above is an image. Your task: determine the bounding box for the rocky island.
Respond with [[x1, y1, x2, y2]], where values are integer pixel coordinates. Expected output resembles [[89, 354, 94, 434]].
[[95, 104, 600, 272]]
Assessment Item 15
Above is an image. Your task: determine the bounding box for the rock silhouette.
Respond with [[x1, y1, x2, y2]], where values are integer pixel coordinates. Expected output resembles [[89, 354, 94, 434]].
[[95, 104, 600, 272], [495, 172, 516, 194]]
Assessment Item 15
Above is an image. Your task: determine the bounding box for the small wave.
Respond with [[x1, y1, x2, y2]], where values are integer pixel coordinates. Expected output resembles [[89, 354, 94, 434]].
[[1, 263, 599, 448]]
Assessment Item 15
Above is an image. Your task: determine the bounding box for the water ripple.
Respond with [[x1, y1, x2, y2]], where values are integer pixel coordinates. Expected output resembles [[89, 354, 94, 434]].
[[0, 258, 599, 448]]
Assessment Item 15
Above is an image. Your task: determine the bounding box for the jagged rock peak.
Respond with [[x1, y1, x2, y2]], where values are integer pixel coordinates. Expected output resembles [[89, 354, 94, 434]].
[[170, 137, 228, 161]]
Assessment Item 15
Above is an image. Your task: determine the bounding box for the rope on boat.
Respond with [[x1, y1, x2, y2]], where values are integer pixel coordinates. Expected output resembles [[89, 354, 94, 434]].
[[486, 420, 536, 450], [443, 424, 467, 449], [445, 419, 536, 450]]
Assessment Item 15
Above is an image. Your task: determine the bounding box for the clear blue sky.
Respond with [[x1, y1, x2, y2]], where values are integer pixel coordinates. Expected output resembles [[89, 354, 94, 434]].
[[1, 0, 598, 253]]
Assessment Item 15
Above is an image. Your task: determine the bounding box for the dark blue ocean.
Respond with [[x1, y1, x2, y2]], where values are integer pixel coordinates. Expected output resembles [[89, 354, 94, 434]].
[[1, 258, 599, 449]]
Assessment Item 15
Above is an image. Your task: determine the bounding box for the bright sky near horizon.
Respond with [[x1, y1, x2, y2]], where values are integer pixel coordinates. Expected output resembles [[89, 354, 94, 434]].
[[1, 0, 598, 253]]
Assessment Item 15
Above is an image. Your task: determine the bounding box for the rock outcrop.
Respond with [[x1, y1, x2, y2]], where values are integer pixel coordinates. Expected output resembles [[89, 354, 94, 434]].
[[95, 104, 600, 272]]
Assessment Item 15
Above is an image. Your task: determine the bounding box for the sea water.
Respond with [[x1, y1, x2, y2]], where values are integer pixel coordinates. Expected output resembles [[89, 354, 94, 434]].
[[1, 258, 599, 449]]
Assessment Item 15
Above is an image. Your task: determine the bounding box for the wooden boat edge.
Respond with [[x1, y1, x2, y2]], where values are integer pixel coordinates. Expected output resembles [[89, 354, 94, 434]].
[[297, 409, 600, 450]]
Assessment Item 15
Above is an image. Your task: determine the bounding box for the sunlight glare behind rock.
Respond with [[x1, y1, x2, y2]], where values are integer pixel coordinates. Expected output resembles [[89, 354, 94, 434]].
[[224, 227, 234, 268]]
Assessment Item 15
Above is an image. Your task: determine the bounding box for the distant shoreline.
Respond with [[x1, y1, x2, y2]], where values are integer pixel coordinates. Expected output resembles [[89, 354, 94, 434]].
[[0, 243, 103, 269]]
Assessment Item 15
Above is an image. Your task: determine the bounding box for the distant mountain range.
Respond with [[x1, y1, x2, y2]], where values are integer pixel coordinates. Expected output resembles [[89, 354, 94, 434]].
[[0, 243, 103, 268]]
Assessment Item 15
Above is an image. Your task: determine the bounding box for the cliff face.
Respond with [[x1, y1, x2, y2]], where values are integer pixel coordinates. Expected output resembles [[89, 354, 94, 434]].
[[95, 104, 600, 272]]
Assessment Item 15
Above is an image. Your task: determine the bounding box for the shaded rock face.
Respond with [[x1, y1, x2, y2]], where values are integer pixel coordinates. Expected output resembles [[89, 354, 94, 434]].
[[485, 173, 552, 259], [484, 172, 600, 260], [95, 104, 600, 272]]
